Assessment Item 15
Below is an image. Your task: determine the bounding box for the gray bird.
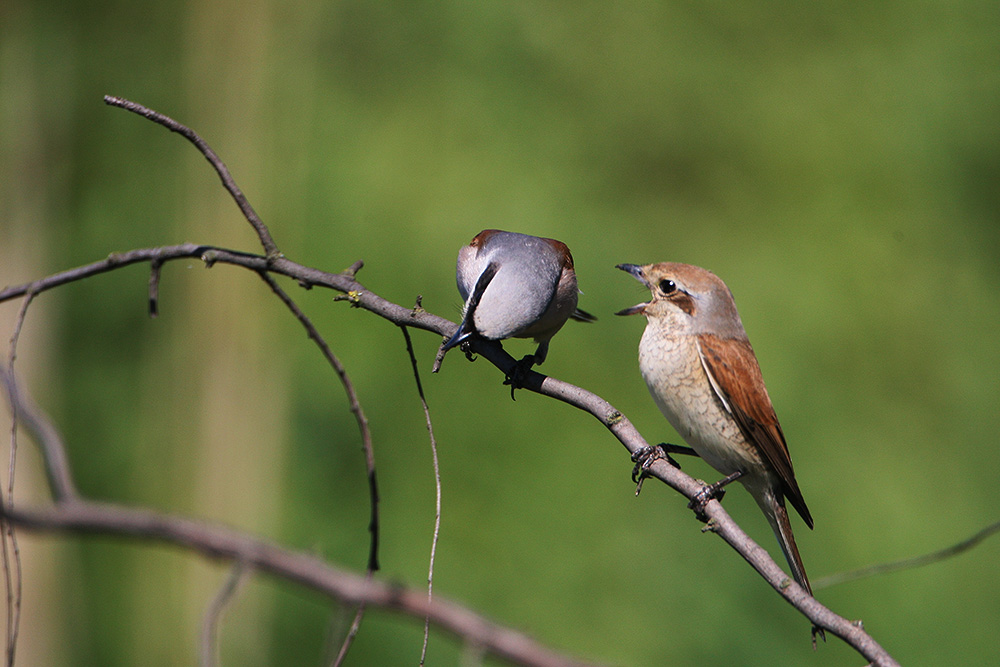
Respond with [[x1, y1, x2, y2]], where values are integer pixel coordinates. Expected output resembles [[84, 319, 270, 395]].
[[439, 230, 594, 369]]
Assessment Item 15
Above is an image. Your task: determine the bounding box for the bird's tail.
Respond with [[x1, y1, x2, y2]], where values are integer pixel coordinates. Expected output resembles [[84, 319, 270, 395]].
[[758, 490, 826, 640], [440, 261, 499, 353], [761, 493, 813, 596]]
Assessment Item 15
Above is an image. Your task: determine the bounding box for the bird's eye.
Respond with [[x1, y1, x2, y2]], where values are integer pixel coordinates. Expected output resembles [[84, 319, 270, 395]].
[[658, 279, 677, 294]]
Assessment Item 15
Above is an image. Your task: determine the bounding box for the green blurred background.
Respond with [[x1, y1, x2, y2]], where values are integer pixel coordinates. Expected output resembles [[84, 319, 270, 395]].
[[2, 1, 998, 665]]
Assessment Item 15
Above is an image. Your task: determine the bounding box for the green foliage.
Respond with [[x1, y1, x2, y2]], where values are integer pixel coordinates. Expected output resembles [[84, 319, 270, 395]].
[[2, 1, 998, 665]]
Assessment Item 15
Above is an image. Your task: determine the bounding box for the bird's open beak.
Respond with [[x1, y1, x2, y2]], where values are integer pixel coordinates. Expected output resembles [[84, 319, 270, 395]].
[[615, 263, 650, 316]]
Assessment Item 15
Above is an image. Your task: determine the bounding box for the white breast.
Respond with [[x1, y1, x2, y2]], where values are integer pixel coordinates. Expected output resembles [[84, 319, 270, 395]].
[[637, 324, 760, 476]]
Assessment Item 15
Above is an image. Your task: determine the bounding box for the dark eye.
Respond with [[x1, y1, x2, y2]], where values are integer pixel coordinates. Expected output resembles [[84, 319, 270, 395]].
[[658, 279, 677, 294]]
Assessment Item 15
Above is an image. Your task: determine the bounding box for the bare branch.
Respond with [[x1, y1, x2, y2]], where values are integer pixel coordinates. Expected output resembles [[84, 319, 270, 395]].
[[1, 288, 36, 665], [103, 96, 279, 258], [2, 500, 596, 667], [252, 271, 381, 664]]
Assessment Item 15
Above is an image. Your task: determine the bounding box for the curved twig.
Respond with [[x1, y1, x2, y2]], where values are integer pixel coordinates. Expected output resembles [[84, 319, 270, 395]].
[[103, 96, 279, 259], [815, 520, 1000, 590], [401, 323, 443, 666]]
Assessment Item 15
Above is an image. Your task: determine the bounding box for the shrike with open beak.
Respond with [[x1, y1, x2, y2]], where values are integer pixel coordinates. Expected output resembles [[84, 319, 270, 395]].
[[616, 262, 819, 612], [436, 230, 594, 372]]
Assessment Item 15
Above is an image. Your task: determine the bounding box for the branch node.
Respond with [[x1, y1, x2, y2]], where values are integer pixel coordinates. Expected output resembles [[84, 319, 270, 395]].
[[334, 290, 363, 307], [200, 250, 219, 268], [148, 259, 162, 319], [605, 409, 623, 426], [411, 295, 425, 316], [343, 260, 364, 278]]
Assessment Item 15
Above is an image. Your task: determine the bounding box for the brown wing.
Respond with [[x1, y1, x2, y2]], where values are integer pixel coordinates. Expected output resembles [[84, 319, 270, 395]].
[[696, 333, 813, 529]]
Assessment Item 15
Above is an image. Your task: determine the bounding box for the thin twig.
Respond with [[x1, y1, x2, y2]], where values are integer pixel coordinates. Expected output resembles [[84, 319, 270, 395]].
[[255, 271, 379, 572], [330, 570, 371, 667], [200, 561, 250, 667], [815, 520, 1000, 590], [0, 369, 77, 502], [1, 291, 35, 666], [401, 323, 443, 666], [254, 271, 380, 667], [103, 96, 280, 258], [149, 258, 162, 318]]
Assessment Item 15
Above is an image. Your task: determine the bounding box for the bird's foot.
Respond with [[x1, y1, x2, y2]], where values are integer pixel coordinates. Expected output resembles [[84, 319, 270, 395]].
[[460, 339, 477, 362], [501, 354, 537, 400], [687, 470, 743, 521], [811, 624, 827, 647], [630, 444, 681, 495]]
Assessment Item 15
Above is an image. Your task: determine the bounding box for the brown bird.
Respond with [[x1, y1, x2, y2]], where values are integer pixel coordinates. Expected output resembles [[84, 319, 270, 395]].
[[616, 262, 818, 604]]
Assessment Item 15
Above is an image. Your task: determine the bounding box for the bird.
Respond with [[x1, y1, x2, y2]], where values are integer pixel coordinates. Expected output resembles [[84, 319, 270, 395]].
[[615, 262, 819, 606], [436, 230, 595, 372]]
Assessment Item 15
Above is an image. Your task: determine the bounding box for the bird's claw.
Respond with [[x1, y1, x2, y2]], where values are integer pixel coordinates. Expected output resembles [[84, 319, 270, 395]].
[[687, 470, 743, 521], [459, 340, 477, 362], [502, 354, 536, 400], [630, 444, 681, 495], [687, 484, 726, 520]]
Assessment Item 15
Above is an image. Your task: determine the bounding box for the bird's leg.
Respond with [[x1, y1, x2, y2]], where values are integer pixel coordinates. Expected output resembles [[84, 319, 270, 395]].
[[501, 354, 537, 401], [661, 443, 699, 460], [631, 443, 695, 495], [688, 470, 743, 520]]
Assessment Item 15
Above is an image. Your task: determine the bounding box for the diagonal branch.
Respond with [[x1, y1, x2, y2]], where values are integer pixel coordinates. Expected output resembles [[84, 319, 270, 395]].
[[0, 241, 900, 665]]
